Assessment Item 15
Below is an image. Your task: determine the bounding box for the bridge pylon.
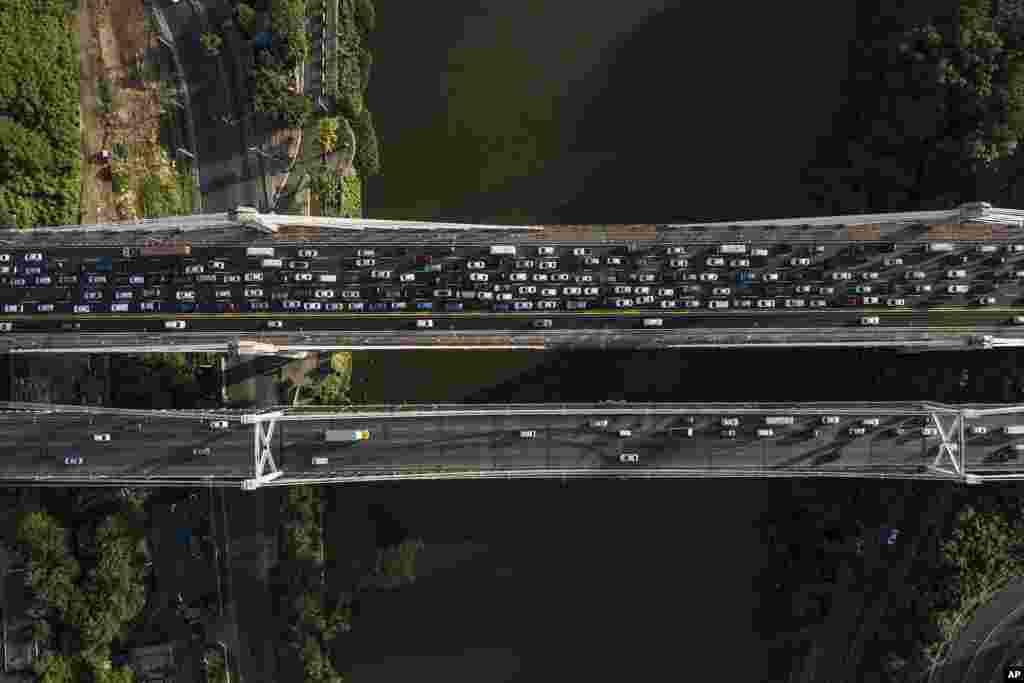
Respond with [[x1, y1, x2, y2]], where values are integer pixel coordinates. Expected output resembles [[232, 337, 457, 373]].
[[240, 411, 284, 490]]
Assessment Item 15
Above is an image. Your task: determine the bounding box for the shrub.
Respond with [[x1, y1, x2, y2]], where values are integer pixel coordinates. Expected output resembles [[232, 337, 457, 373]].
[[358, 44, 373, 92], [97, 75, 113, 115], [354, 0, 375, 35], [352, 107, 380, 176], [200, 32, 223, 57], [318, 117, 339, 155], [236, 2, 259, 36]]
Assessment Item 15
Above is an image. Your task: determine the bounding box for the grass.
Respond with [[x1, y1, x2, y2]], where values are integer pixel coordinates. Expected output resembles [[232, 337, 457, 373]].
[[347, 350, 551, 404]]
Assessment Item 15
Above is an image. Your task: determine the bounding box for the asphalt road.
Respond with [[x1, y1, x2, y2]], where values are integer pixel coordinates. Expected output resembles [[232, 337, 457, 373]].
[[934, 577, 1024, 683], [1, 402, 1023, 486]]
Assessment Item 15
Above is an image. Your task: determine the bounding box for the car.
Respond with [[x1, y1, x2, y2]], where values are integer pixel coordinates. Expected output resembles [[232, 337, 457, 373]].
[[63, 455, 84, 466], [245, 272, 263, 282], [886, 298, 906, 306], [515, 259, 536, 269], [883, 257, 904, 266], [243, 287, 264, 298], [193, 447, 212, 456], [860, 316, 880, 325], [794, 285, 813, 294], [978, 296, 997, 305], [756, 299, 776, 308], [905, 271, 927, 280], [416, 319, 434, 328], [572, 248, 591, 256], [531, 273, 549, 282], [184, 265, 204, 275], [643, 318, 663, 327], [729, 258, 750, 268], [552, 273, 571, 282], [659, 300, 678, 309], [0, 321, 13, 332], [495, 292, 513, 301], [790, 257, 811, 266], [266, 320, 284, 329], [914, 284, 933, 293], [607, 256, 624, 266], [356, 249, 376, 257], [636, 273, 657, 283], [314, 289, 335, 299], [114, 290, 133, 300], [1013, 315, 1024, 325], [808, 299, 827, 308], [513, 301, 534, 310], [862, 418, 880, 426], [947, 284, 970, 294], [371, 270, 393, 279], [784, 299, 806, 308], [853, 285, 872, 294], [860, 271, 879, 280], [296, 273, 316, 282], [666, 247, 687, 255], [970, 426, 989, 435], [832, 272, 853, 280], [583, 287, 601, 296], [848, 427, 867, 436], [720, 429, 737, 438], [176, 291, 196, 301], [747, 247, 768, 257], [509, 272, 529, 282], [537, 247, 556, 256], [861, 296, 881, 305], [619, 453, 640, 464], [706, 257, 725, 267], [10, 277, 27, 287], [613, 298, 633, 308], [669, 258, 689, 268], [699, 272, 719, 282], [288, 261, 310, 270], [298, 249, 319, 258], [283, 300, 303, 310], [762, 272, 779, 282], [712, 287, 731, 296], [33, 303, 55, 313], [111, 303, 133, 312], [822, 416, 841, 425], [721, 418, 740, 428], [539, 260, 558, 270], [208, 260, 226, 270], [922, 426, 938, 437], [302, 302, 322, 311], [541, 288, 558, 297], [346, 302, 365, 311], [517, 429, 539, 439], [72, 305, 90, 313], [575, 274, 595, 283], [566, 301, 588, 310], [946, 268, 968, 280], [733, 298, 754, 308], [817, 286, 836, 295], [355, 259, 375, 267], [34, 276, 52, 286], [127, 274, 146, 286], [209, 421, 229, 430], [582, 256, 601, 267], [24, 253, 43, 262], [93, 433, 111, 442], [613, 285, 632, 295]]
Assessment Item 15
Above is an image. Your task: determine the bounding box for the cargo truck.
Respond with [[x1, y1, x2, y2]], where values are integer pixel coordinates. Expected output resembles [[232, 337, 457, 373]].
[[324, 430, 370, 442]]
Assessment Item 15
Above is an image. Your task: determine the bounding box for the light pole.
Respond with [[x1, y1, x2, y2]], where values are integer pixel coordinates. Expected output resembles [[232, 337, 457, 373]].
[[176, 148, 194, 160]]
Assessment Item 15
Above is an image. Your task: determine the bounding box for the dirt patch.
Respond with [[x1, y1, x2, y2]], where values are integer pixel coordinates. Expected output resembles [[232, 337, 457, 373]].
[[77, 0, 116, 224]]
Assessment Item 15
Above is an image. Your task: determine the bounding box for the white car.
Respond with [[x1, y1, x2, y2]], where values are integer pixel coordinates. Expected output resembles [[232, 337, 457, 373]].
[[267, 320, 284, 328], [683, 299, 702, 308], [848, 427, 867, 436], [790, 257, 811, 266], [537, 300, 559, 310], [762, 272, 779, 281], [283, 300, 302, 310], [315, 290, 335, 299], [860, 316, 880, 326], [637, 273, 657, 282], [303, 302, 322, 311], [947, 269, 968, 279], [886, 298, 906, 306], [635, 295, 655, 305], [520, 430, 537, 438], [712, 287, 731, 296], [0, 322, 12, 332], [36, 303, 54, 312], [706, 257, 725, 267], [576, 274, 595, 283], [289, 261, 310, 270], [209, 421, 229, 430], [244, 287, 264, 298], [348, 302, 365, 311], [756, 299, 776, 308], [4, 304, 23, 313], [613, 286, 632, 295], [72, 304, 90, 314], [537, 247, 555, 256], [515, 259, 536, 269], [733, 298, 754, 308], [751, 247, 769, 257], [341, 290, 361, 299], [24, 253, 44, 262], [947, 284, 970, 294], [510, 273, 528, 282], [583, 287, 601, 296], [539, 260, 558, 270], [607, 256, 624, 265], [518, 286, 537, 295], [129, 275, 145, 286], [619, 453, 640, 464], [401, 273, 416, 282], [371, 270, 393, 279], [657, 288, 675, 297], [355, 259, 375, 267], [614, 299, 633, 308], [699, 272, 718, 282], [417, 319, 434, 328], [861, 296, 880, 305], [883, 257, 904, 266], [478, 291, 494, 300], [541, 288, 558, 297], [810, 299, 828, 308], [922, 427, 938, 436], [298, 249, 318, 258], [818, 286, 836, 295], [184, 265, 204, 274], [468, 260, 486, 269], [572, 248, 591, 256], [111, 303, 131, 312], [794, 285, 813, 294], [821, 416, 840, 425], [634, 286, 651, 295], [853, 285, 872, 294], [721, 418, 740, 427], [357, 249, 375, 257], [552, 273, 570, 282], [784, 299, 806, 308], [666, 247, 687, 255], [245, 272, 263, 282], [978, 296, 997, 305], [496, 292, 513, 301], [729, 258, 750, 268], [862, 418, 880, 426], [564, 286, 582, 296], [669, 258, 689, 268], [583, 256, 601, 266], [643, 318, 663, 327], [708, 300, 729, 309], [176, 291, 196, 301], [208, 260, 226, 270], [905, 271, 927, 280], [513, 301, 534, 310], [531, 273, 549, 282], [970, 426, 989, 435], [164, 320, 187, 329], [93, 433, 111, 442], [831, 272, 853, 280], [914, 284, 933, 293], [659, 300, 678, 309]]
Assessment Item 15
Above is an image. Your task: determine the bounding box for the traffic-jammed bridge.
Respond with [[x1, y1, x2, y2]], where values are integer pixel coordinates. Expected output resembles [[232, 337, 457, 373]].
[[3, 400, 1024, 489], [3, 204, 1024, 352]]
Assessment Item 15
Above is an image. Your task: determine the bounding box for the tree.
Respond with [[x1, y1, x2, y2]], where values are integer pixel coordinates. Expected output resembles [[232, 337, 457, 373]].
[[319, 117, 339, 156], [235, 2, 258, 36], [375, 538, 425, 584], [200, 32, 223, 57], [0, 118, 55, 179], [352, 108, 380, 176], [33, 653, 74, 683], [16, 510, 81, 617]]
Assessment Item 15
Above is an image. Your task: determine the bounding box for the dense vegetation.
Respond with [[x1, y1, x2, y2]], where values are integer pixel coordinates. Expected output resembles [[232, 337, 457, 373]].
[[336, 0, 379, 177], [14, 495, 149, 683], [0, 0, 81, 228], [111, 353, 221, 409], [803, 0, 1024, 214]]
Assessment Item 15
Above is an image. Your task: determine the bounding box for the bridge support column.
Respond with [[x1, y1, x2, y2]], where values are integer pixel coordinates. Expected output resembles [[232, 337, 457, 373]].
[[926, 411, 966, 479], [240, 411, 284, 490]]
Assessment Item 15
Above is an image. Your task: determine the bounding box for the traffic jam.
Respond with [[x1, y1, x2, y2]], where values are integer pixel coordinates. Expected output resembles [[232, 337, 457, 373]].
[[2, 239, 1024, 331]]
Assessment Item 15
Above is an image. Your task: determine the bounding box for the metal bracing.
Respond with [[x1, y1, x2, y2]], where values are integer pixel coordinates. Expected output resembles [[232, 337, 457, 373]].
[[239, 411, 284, 489], [928, 411, 966, 477]]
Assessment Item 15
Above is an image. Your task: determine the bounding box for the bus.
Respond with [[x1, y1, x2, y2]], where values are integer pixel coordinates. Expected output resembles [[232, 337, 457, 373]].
[[490, 245, 517, 256], [247, 247, 275, 257], [718, 244, 747, 255], [764, 416, 795, 426]]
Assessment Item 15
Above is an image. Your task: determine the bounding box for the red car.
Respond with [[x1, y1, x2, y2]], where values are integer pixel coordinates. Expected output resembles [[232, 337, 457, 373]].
[[416, 255, 433, 264]]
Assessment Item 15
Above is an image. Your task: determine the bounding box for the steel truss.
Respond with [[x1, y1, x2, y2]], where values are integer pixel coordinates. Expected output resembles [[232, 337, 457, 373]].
[[240, 411, 284, 489]]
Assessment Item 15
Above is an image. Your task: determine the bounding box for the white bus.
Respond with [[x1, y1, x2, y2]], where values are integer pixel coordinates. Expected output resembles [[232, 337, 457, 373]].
[[1004, 425, 1024, 435], [718, 244, 747, 255], [247, 247, 275, 257], [765, 416, 795, 426], [490, 245, 517, 256], [261, 258, 283, 268]]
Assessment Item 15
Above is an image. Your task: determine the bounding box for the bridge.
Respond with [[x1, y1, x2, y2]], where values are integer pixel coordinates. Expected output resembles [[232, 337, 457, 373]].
[[3, 203, 1024, 352], [3, 400, 1024, 489]]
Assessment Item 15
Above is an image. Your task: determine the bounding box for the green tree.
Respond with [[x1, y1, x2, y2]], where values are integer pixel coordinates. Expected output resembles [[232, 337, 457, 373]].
[[0, 118, 55, 179], [236, 2, 258, 36], [376, 538, 425, 584], [352, 107, 380, 176], [33, 652, 74, 683], [354, 0, 375, 36], [319, 117, 339, 156], [16, 510, 81, 617], [200, 32, 223, 57]]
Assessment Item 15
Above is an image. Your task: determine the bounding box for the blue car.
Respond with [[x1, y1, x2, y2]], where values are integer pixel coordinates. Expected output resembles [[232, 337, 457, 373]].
[[445, 302, 464, 312], [176, 303, 195, 313], [493, 302, 510, 312], [369, 302, 388, 312], [415, 301, 433, 311]]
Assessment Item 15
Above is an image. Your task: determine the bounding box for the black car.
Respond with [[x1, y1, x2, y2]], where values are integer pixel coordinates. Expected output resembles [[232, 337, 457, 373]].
[[61, 322, 81, 331]]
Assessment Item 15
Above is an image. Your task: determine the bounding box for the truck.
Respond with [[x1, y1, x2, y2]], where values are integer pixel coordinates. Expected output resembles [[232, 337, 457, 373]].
[[1004, 425, 1024, 435], [246, 247, 275, 257], [717, 244, 747, 255], [926, 242, 954, 253], [764, 416, 795, 426], [141, 242, 192, 257], [324, 430, 370, 442], [490, 245, 517, 256]]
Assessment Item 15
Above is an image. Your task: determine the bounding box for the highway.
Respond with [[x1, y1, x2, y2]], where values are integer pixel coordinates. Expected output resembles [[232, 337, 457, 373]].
[[2, 402, 1024, 487]]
